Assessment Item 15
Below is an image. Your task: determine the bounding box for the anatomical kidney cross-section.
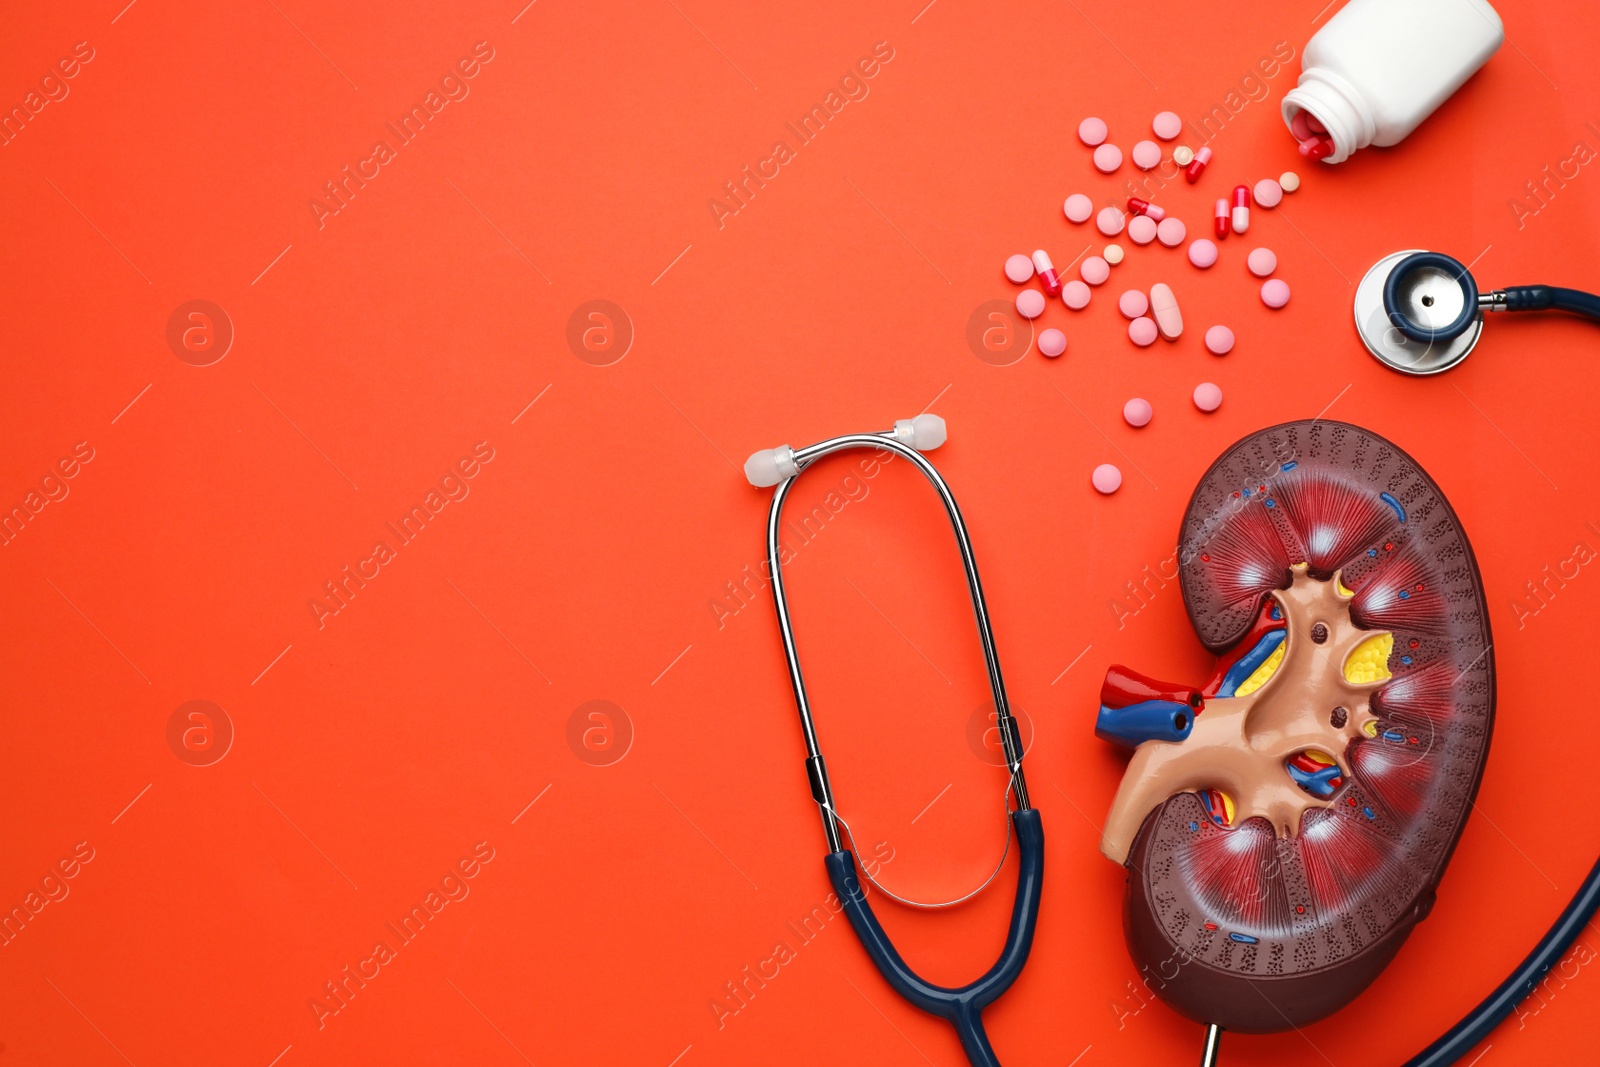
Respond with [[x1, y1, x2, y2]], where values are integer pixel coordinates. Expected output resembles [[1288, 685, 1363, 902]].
[[1094, 420, 1494, 1032]]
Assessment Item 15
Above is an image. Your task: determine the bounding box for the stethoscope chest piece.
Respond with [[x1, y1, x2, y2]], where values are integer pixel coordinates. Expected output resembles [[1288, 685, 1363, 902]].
[[1355, 249, 1483, 375]]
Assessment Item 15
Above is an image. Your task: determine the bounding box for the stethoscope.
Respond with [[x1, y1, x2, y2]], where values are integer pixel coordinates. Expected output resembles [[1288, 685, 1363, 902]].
[[745, 414, 1043, 1067], [1355, 248, 1600, 375], [743, 414, 1600, 1067]]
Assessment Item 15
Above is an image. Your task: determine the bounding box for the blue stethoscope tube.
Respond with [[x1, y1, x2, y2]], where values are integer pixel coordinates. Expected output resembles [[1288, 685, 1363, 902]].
[[751, 420, 1040, 1067], [1402, 855, 1600, 1067]]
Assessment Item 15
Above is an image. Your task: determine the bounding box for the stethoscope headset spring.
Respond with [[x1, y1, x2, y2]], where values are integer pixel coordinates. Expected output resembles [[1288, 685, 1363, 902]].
[[745, 414, 1043, 1067]]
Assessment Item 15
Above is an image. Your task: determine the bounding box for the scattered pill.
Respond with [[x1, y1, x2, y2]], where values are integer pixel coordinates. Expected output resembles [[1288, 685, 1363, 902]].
[[1127, 196, 1166, 222], [1152, 111, 1182, 141], [1213, 198, 1230, 239], [1123, 397, 1153, 427], [1078, 117, 1108, 146], [1128, 215, 1158, 245], [1247, 247, 1278, 277], [1253, 178, 1283, 209], [1039, 328, 1067, 358], [1032, 249, 1062, 296], [1093, 143, 1123, 173], [1131, 140, 1162, 170], [1062, 280, 1092, 309], [1064, 193, 1094, 223], [1261, 278, 1291, 308], [1184, 146, 1212, 183], [1092, 463, 1123, 494], [1205, 325, 1235, 355], [1118, 289, 1149, 319], [1004, 254, 1033, 283], [1149, 282, 1182, 340], [1156, 217, 1186, 247], [1193, 382, 1223, 412], [1279, 170, 1301, 193], [1081, 256, 1110, 285], [1231, 185, 1252, 234], [1016, 289, 1046, 318], [1128, 316, 1158, 346], [1103, 243, 1125, 265], [1096, 207, 1125, 236], [1187, 239, 1218, 269], [1173, 145, 1195, 167]]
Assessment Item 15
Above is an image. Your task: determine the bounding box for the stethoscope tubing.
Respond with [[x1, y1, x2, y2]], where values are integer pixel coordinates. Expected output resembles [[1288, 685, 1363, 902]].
[[1403, 854, 1600, 1067], [758, 425, 1039, 1067], [763, 431, 1031, 853]]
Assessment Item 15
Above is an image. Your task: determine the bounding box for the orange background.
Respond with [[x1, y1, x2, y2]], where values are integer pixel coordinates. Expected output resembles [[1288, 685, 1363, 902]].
[[3, 1, 1599, 1065]]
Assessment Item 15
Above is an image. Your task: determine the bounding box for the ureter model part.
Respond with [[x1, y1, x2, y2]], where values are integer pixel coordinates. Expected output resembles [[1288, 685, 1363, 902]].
[[1100, 564, 1392, 864]]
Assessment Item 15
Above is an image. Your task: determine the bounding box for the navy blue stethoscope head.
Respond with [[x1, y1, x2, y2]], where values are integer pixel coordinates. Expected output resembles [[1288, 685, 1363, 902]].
[[1383, 251, 1480, 345], [1357, 248, 1600, 375]]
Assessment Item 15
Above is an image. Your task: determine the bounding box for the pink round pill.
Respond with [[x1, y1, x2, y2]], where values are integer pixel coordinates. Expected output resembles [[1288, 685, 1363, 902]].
[[1004, 253, 1034, 283], [1016, 289, 1046, 319], [1128, 316, 1158, 346], [1123, 397, 1153, 427], [1078, 117, 1108, 146], [1118, 289, 1149, 319], [1064, 193, 1094, 223], [1062, 279, 1091, 309], [1095, 206, 1125, 236], [1080, 256, 1110, 285], [1187, 238, 1218, 269], [1092, 463, 1123, 494], [1253, 178, 1283, 209], [1260, 278, 1291, 308], [1204, 325, 1235, 355], [1038, 327, 1067, 358], [1247, 247, 1278, 277], [1193, 382, 1223, 412], [1152, 111, 1182, 140], [1131, 140, 1162, 170], [1093, 143, 1123, 173], [1156, 217, 1187, 247], [1128, 215, 1158, 245]]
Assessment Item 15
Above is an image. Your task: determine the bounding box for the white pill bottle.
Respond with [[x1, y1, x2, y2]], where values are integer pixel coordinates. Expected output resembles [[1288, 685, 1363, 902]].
[[1282, 0, 1504, 164]]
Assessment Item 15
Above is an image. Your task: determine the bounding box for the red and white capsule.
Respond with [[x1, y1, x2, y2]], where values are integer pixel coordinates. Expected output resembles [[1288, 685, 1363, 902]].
[[1213, 198, 1229, 240], [1184, 146, 1212, 183], [1031, 249, 1062, 297], [1126, 196, 1167, 222], [1230, 185, 1251, 234]]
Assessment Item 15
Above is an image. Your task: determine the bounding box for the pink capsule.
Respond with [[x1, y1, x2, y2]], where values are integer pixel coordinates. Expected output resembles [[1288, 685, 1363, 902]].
[[1300, 136, 1334, 160], [1126, 196, 1166, 222], [1230, 185, 1251, 234], [1031, 249, 1062, 297], [1213, 198, 1229, 240], [1184, 146, 1212, 184]]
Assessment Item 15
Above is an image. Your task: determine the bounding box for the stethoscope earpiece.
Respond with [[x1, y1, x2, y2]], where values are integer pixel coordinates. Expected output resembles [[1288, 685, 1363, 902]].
[[744, 414, 947, 487]]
